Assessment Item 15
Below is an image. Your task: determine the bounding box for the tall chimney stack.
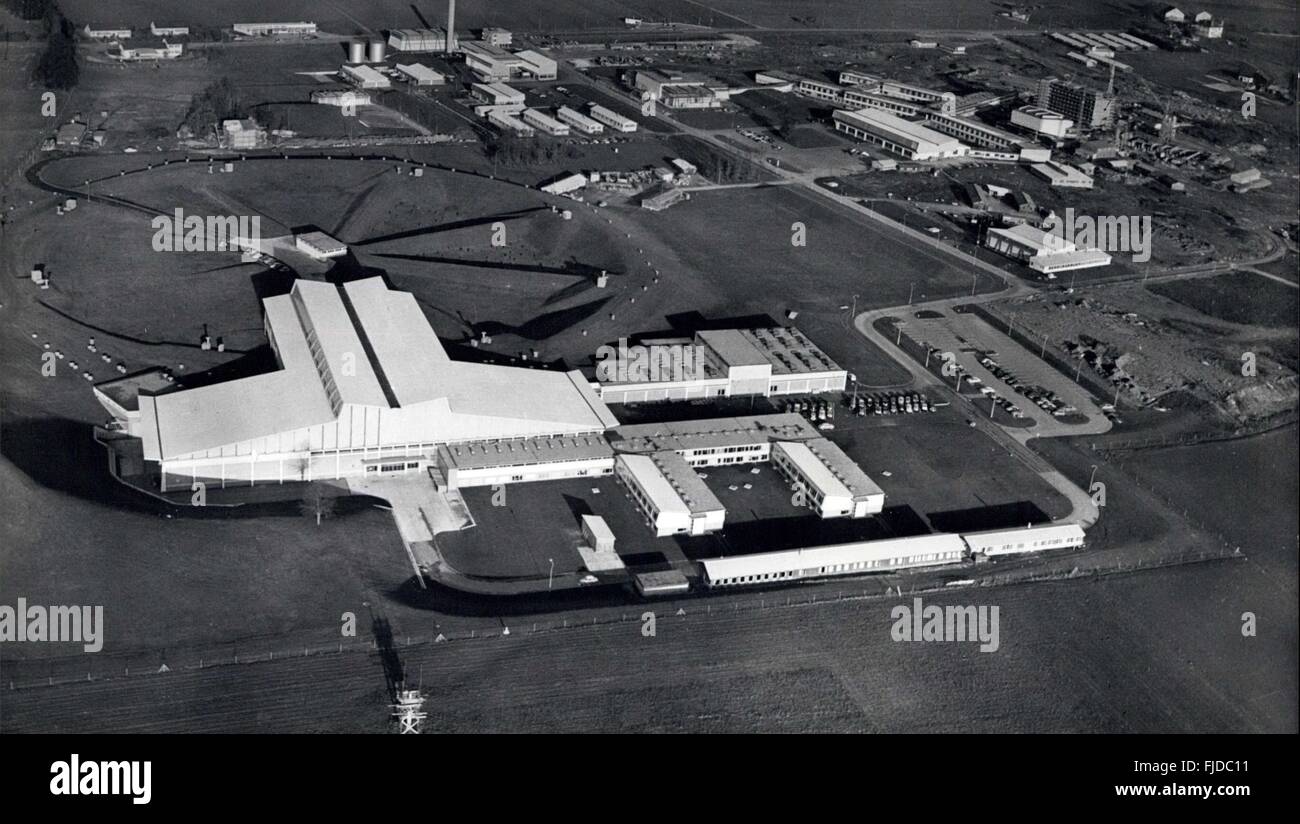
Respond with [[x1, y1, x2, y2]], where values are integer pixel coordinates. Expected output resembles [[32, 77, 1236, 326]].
[[446, 0, 456, 54]]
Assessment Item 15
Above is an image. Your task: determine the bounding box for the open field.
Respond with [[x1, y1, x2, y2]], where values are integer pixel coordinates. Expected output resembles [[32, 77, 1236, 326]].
[[1150, 271, 1299, 330], [3, 556, 1293, 732]]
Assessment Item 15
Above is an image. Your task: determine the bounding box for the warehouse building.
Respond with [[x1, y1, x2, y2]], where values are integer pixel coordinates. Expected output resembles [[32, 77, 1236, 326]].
[[311, 89, 371, 108], [983, 224, 1111, 273], [634, 70, 721, 109], [294, 231, 348, 259], [471, 81, 524, 106], [615, 452, 725, 537], [341, 64, 391, 89], [522, 108, 570, 136], [462, 43, 556, 81], [832, 109, 967, 160], [556, 106, 604, 135], [962, 523, 1085, 557], [587, 104, 637, 133], [84, 24, 132, 39], [395, 63, 445, 86], [150, 22, 189, 37], [388, 29, 451, 52], [595, 327, 847, 404], [1030, 160, 1094, 188], [233, 22, 317, 37], [701, 533, 967, 587], [770, 439, 885, 519], [94, 278, 618, 490]]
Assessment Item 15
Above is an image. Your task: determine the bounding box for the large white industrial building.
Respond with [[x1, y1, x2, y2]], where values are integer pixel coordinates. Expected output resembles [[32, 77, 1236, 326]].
[[595, 327, 847, 404], [233, 22, 317, 37], [461, 43, 557, 82], [983, 224, 1112, 274], [832, 109, 967, 160], [94, 278, 618, 490]]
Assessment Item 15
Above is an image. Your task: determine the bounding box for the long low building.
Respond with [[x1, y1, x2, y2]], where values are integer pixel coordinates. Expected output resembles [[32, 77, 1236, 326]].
[[433, 433, 613, 490], [701, 533, 968, 587], [587, 104, 637, 133], [595, 327, 847, 404], [615, 452, 725, 537], [234, 22, 316, 36], [93, 278, 618, 490], [771, 439, 885, 519], [555, 106, 604, 135], [521, 108, 570, 136], [832, 109, 967, 161], [613, 413, 820, 467], [962, 523, 1085, 556]]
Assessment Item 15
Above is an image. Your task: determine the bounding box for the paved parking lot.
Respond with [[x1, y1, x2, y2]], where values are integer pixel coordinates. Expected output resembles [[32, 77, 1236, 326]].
[[905, 310, 1108, 436]]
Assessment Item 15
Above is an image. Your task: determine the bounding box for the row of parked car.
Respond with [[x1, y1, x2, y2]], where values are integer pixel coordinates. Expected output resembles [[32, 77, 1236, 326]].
[[978, 355, 1078, 418], [850, 391, 932, 416], [780, 397, 835, 429]]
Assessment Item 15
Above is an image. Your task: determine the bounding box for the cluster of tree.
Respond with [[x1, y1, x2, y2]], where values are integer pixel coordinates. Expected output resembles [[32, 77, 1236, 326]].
[[2, 0, 54, 20], [181, 78, 244, 137], [27, 1, 78, 90], [483, 133, 561, 167], [667, 136, 759, 184]]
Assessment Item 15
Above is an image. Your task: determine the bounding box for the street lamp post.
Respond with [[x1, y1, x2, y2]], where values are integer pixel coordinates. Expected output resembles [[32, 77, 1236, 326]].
[[547, 558, 554, 590]]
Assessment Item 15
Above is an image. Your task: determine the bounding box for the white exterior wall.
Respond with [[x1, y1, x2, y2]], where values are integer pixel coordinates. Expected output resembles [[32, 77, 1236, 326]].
[[446, 456, 614, 489]]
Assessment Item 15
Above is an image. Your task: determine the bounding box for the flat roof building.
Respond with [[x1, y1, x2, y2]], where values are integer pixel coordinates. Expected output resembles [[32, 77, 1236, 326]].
[[832, 109, 967, 160], [702, 533, 967, 587], [962, 523, 1085, 556], [294, 231, 348, 259], [615, 452, 725, 537], [771, 439, 885, 519], [1011, 105, 1073, 138], [233, 22, 317, 36], [596, 327, 847, 404]]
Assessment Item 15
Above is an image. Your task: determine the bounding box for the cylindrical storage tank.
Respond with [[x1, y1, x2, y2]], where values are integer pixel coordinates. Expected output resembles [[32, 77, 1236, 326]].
[[367, 40, 385, 63], [348, 40, 365, 64]]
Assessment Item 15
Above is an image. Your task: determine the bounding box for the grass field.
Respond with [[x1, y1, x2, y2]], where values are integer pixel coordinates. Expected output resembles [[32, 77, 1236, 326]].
[[1149, 271, 1300, 329]]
